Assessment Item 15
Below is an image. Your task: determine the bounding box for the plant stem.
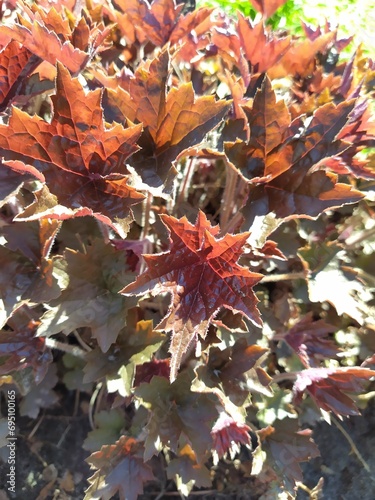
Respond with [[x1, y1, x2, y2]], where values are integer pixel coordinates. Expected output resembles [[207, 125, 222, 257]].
[[331, 415, 371, 473], [176, 157, 195, 206], [220, 164, 238, 233]]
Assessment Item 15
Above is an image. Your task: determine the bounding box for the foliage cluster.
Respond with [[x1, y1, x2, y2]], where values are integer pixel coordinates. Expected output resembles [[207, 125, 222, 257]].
[[0, 0, 375, 498]]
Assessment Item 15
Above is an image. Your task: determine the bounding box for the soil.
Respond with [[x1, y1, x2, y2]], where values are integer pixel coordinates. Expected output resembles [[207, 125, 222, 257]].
[[1, 391, 374, 500]]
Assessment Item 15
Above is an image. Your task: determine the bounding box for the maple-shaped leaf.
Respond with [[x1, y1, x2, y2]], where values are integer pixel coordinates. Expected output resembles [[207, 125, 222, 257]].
[[0, 63, 145, 237], [278, 313, 340, 368], [0, 3, 112, 73], [135, 371, 217, 461], [250, 0, 288, 19], [85, 436, 154, 500], [83, 317, 165, 396], [37, 239, 138, 352], [211, 411, 251, 463], [0, 306, 52, 384], [237, 14, 290, 75], [292, 366, 375, 417], [113, 0, 183, 47], [225, 77, 363, 226], [0, 40, 41, 112], [104, 49, 231, 189], [122, 211, 263, 381], [258, 418, 320, 492]]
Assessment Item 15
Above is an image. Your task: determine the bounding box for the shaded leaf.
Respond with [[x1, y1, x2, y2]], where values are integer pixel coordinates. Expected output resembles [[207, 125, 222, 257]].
[[0, 307, 52, 384], [167, 452, 211, 497], [135, 371, 217, 461], [0, 63, 144, 237], [258, 418, 320, 492], [122, 211, 263, 381], [299, 243, 374, 325], [0, 161, 33, 208], [85, 436, 154, 500], [0, 219, 62, 325], [37, 239, 137, 352], [83, 409, 125, 452], [83, 318, 165, 396], [194, 338, 272, 408], [279, 313, 339, 367], [19, 363, 59, 418]]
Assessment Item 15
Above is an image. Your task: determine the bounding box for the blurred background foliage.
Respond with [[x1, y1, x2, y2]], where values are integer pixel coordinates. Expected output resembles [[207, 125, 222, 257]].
[[197, 0, 375, 56]]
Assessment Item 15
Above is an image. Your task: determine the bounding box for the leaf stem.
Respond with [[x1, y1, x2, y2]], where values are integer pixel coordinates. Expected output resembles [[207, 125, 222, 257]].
[[260, 271, 307, 283]]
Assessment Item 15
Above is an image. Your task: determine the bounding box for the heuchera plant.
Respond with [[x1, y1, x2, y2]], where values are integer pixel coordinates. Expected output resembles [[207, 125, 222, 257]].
[[0, 0, 374, 498]]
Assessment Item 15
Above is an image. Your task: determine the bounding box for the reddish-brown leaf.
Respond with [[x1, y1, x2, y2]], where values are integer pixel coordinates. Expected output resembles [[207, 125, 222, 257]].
[[0, 63, 145, 237], [225, 78, 363, 226], [170, 7, 221, 64], [237, 14, 290, 74], [0, 4, 112, 73], [85, 436, 154, 500], [268, 31, 335, 79], [113, 0, 183, 47], [279, 313, 339, 367], [105, 50, 231, 189], [211, 412, 251, 462], [250, 0, 288, 18], [293, 366, 375, 417], [122, 211, 263, 381], [0, 40, 41, 112]]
